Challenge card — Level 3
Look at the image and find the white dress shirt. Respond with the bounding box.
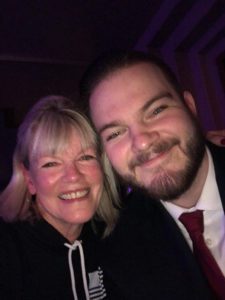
[162,148,225,276]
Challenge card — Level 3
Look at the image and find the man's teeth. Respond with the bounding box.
[59,190,88,200]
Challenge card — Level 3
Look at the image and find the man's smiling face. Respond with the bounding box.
[89,62,205,201]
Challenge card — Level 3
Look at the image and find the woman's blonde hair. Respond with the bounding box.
[0,95,120,236]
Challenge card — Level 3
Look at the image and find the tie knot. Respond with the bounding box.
[179,210,204,236]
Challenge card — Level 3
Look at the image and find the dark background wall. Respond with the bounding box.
[0,0,225,189]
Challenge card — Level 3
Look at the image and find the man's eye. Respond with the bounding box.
[106,131,120,141]
[153,105,168,115]
[42,162,57,168]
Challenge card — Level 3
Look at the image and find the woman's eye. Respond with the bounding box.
[42,162,58,168]
[152,105,168,115]
[80,154,96,161]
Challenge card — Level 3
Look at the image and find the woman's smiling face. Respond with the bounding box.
[24,128,103,240]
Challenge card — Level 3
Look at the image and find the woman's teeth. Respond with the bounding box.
[59,190,88,200]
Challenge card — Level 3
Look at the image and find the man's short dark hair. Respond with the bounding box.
[79,50,184,116]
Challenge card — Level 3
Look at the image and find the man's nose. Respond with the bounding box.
[131,129,158,153]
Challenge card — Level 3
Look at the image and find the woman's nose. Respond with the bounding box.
[63,163,82,181]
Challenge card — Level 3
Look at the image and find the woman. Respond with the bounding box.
[0,95,119,300]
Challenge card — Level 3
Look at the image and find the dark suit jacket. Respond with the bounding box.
[100,144,225,299]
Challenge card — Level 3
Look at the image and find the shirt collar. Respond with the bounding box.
[161,147,222,220]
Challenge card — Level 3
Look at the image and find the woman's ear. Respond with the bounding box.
[183,91,197,115]
[21,164,36,195]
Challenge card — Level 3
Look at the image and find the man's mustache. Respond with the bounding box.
[128,138,179,171]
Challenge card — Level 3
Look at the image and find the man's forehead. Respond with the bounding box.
[89,62,176,126]
[100,63,168,92]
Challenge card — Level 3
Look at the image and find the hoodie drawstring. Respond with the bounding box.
[64,240,90,300]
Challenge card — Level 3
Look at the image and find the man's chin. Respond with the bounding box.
[127,172,187,201]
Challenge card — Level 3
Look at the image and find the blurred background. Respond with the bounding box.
[0,0,225,188]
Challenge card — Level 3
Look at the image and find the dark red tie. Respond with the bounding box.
[179,210,225,299]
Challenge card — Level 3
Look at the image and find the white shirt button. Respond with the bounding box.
[205,238,212,246]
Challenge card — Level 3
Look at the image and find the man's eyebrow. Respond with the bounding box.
[140,92,173,113]
[98,121,121,135]
[98,92,173,135]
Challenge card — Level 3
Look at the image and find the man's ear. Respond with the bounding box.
[21,164,36,195]
[183,91,197,115]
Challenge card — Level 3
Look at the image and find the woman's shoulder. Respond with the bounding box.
[0,218,13,234]
[0,219,21,270]
[0,219,32,271]
[0,219,24,297]
[0,218,18,247]
[0,218,31,251]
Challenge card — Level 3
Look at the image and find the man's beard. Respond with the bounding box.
[120,116,205,202]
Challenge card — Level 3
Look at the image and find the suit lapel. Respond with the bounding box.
[208,143,225,211]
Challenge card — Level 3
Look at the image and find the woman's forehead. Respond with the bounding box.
[30,123,96,159]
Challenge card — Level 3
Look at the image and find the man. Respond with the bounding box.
[80,50,225,299]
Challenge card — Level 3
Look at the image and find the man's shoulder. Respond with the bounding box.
[208,143,225,207]
[123,187,162,213]
[208,142,225,165]
[120,188,156,219]
[103,188,168,243]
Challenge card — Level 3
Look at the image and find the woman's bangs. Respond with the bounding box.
[30,114,97,160]
[30,115,73,160]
